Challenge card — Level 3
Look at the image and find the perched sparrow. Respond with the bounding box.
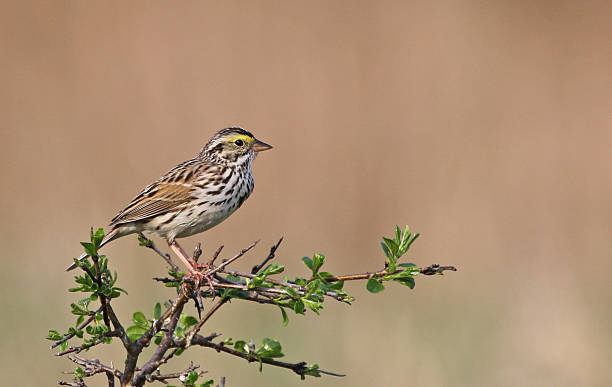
[68,127,272,275]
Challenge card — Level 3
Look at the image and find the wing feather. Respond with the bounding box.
[110,182,194,225]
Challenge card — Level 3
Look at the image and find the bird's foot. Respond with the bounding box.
[185,260,216,295]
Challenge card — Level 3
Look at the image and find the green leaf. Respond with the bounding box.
[70,303,88,316]
[132,312,149,329]
[399,232,420,255]
[80,242,96,257]
[284,286,299,299]
[303,364,322,378]
[185,370,199,384]
[302,257,313,271]
[382,237,398,257]
[260,262,284,276]
[181,315,198,329]
[138,233,152,247]
[153,302,161,320]
[293,299,305,314]
[279,307,289,327]
[223,337,234,345]
[395,276,416,289]
[234,340,250,354]
[93,228,105,248]
[366,278,385,293]
[199,380,214,387]
[257,338,284,358]
[126,326,147,341]
[302,298,323,314]
[74,366,86,379]
[311,253,325,275]
[398,263,420,275]
[380,242,392,259]
[46,330,62,341]
[394,225,401,244]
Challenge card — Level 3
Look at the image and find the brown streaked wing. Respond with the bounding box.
[109,182,194,226]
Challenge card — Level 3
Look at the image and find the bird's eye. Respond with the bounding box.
[234,139,244,146]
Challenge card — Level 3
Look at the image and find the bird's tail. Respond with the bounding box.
[66,228,122,271]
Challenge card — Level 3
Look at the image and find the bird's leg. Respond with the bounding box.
[168,240,216,294]
[168,241,197,271]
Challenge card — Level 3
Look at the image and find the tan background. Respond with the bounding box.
[1,1,610,386]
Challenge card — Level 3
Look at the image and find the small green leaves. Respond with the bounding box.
[302,298,323,314]
[174,314,199,340]
[366,278,385,293]
[380,225,420,274]
[312,253,325,275]
[80,242,96,257]
[369,226,422,293]
[245,262,284,289]
[80,228,105,257]
[132,312,149,329]
[302,253,325,277]
[257,338,284,358]
[302,257,313,270]
[153,302,162,320]
[279,307,289,327]
[74,366,86,379]
[126,326,146,342]
[293,299,305,314]
[180,370,213,387]
[126,311,150,341]
[366,226,422,293]
[92,227,105,249]
[47,330,62,341]
[301,364,322,379]
[137,233,152,248]
[185,371,199,385]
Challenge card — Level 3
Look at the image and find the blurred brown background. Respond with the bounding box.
[1,1,610,386]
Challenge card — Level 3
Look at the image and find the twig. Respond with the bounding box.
[138,233,179,272]
[66,354,122,379]
[322,264,457,282]
[190,335,345,377]
[91,254,112,330]
[133,295,187,386]
[193,243,202,263]
[58,380,85,387]
[206,245,224,267]
[146,362,202,383]
[57,339,105,356]
[251,237,283,274]
[78,255,130,349]
[206,240,259,276]
[185,298,228,349]
[52,306,103,349]
[419,264,457,275]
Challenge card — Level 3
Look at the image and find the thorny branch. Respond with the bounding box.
[55,232,456,386]
[188,334,346,377]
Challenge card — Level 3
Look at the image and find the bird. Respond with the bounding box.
[67,126,272,277]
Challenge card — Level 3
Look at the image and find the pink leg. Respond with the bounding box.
[168,240,216,293]
[168,241,196,272]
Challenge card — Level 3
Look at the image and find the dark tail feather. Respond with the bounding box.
[66,228,121,271]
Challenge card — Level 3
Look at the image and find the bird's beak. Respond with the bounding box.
[252,139,273,152]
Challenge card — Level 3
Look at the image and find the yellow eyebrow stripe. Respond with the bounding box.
[226,134,254,144]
